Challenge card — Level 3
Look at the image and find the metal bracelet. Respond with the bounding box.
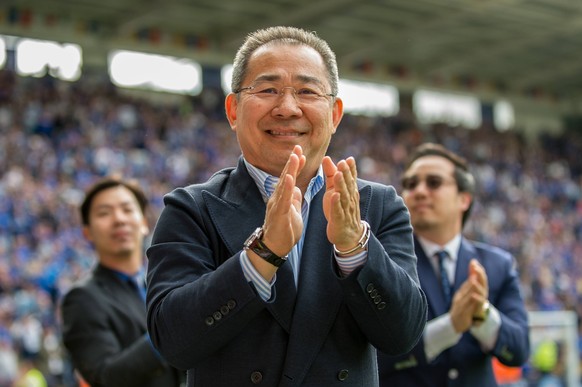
[333,220,371,256]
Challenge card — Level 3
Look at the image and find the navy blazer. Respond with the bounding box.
[378,237,530,387]
[146,158,428,387]
[61,264,185,387]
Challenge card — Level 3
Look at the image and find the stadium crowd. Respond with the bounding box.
[0,69,581,386]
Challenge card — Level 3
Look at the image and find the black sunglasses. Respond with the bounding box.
[401,175,455,191]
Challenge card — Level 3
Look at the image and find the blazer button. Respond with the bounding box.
[227,299,237,310]
[448,368,459,380]
[220,305,230,315]
[204,316,214,326]
[377,302,386,310]
[366,283,374,293]
[250,371,263,384]
[370,289,378,298]
[337,369,349,381]
[213,311,222,320]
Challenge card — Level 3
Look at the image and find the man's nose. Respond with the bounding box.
[412,180,430,194]
[273,89,302,116]
[113,209,128,222]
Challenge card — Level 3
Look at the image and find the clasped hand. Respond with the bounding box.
[261,145,363,259]
[450,259,489,333]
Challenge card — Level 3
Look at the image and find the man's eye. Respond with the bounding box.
[297,88,318,95]
[402,178,417,190]
[426,176,443,189]
[257,87,278,95]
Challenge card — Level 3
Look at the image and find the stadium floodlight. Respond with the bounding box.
[338,79,399,117]
[494,100,515,131]
[108,50,202,96]
[221,64,234,94]
[0,37,5,69]
[15,38,82,81]
[413,89,482,129]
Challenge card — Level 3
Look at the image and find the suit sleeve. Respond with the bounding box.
[146,187,267,370]
[61,286,169,387]
[489,253,530,366]
[339,184,428,356]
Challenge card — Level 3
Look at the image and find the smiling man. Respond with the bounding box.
[146,26,427,387]
[60,178,184,387]
[377,143,530,387]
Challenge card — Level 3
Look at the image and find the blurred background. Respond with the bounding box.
[0,0,581,385]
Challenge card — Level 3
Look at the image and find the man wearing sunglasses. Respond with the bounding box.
[378,143,530,386]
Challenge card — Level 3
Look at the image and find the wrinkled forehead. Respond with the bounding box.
[245,43,328,85]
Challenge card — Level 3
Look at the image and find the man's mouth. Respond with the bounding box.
[267,130,302,136]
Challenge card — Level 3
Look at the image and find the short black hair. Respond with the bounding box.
[80,177,148,226]
[403,143,476,226]
[231,26,339,97]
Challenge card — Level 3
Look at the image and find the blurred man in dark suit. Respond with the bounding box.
[61,177,184,387]
[378,143,530,386]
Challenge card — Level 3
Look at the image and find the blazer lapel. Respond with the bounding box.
[203,159,266,257]
[203,158,297,331]
[454,238,477,289]
[282,184,372,384]
[415,240,449,317]
[95,266,147,329]
[281,189,339,382]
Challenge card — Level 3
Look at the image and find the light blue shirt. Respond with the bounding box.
[240,159,367,301]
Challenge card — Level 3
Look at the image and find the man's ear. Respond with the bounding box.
[225,93,238,131]
[141,220,150,236]
[82,226,93,242]
[459,192,473,212]
[331,97,344,134]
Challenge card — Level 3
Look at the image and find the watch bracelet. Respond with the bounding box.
[472,301,490,323]
[252,238,287,267]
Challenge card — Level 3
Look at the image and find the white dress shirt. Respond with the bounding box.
[417,235,501,362]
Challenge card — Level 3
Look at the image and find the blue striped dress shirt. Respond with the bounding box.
[241,159,367,301]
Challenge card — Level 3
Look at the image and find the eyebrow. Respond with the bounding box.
[93,201,137,211]
[404,173,448,179]
[252,74,324,86]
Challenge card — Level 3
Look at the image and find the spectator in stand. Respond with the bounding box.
[60,177,185,387]
[0,334,18,386]
[378,143,530,386]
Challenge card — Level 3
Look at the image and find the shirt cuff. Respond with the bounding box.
[240,250,275,301]
[334,251,367,277]
[470,303,501,351]
[424,313,462,362]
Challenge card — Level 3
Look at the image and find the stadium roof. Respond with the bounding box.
[2,0,582,104]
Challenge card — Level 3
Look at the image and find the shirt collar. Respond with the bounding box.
[417,234,462,263]
[243,158,324,203]
[103,264,144,283]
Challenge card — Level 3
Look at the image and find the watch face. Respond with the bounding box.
[244,227,263,249]
[242,227,287,267]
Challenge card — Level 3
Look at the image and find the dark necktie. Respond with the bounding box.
[435,251,452,307]
[128,275,147,302]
